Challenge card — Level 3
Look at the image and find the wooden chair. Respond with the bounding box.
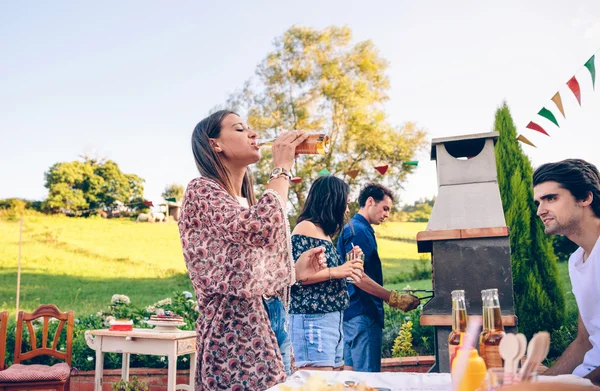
[0,305,74,391]
[0,311,8,370]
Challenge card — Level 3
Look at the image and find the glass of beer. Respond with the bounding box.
[257,133,330,155]
[346,251,364,284]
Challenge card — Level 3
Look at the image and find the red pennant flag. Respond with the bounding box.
[375,165,389,175]
[142,201,153,207]
[290,177,302,184]
[346,169,360,179]
[567,76,582,106]
[526,121,549,136]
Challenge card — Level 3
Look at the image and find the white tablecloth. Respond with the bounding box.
[266,370,596,390]
[266,370,452,391]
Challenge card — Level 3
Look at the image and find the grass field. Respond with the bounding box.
[1,215,573,319]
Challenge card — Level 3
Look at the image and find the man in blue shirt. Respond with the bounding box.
[337,183,420,372]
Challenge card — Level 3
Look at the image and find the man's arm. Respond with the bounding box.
[584,365,600,386]
[353,274,391,302]
[544,313,591,375]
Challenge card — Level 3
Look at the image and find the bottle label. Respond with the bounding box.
[483,345,503,369]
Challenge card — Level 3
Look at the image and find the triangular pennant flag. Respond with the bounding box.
[374,165,389,175]
[567,76,582,106]
[517,134,536,148]
[551,92,566,118]
[346,169,360,179]
[318,168,330,176]
[537,107,559,127]
[291,177,302,184]
[142,201,154,207]
[165,197,177,203]
[585,55,596,90]
[526,121,549,136]
[403,161,419,166]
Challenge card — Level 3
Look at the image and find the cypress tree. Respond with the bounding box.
[493,102,565,338]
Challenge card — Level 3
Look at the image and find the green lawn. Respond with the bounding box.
[1,216,573,320]
[0,214,192,315]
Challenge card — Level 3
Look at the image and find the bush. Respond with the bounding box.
[382,304,434,358]
[392,321,417,357]
[112,376,149,391]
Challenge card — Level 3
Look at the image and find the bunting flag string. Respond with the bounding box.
[566,76,582,106]
[164,197,176,203]
[585,55,596,90]
[551,92,566,118]
[537,107,559,127]
[345,169,360,179]
[291,177,302,184]
[520,48,598,147]
[403,161,419,166]
[374,165,389,175]
[318,168,331,176]
[525,121,549,136]
[517,134,536,148]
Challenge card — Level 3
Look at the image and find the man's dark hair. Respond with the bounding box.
[358,183,395,207]
[297,176,350,236]
[533,158,600,218]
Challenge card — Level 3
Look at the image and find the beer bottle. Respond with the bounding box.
[448,289,468,367]
[478,289,490,360]
[480,288,505,369]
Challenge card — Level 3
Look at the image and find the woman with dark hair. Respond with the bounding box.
[178,110,327,390]
[288,175,364,370]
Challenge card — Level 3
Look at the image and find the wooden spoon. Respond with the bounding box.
[499,333,519,381]
[515,333,527,373]
[520,332,550,381]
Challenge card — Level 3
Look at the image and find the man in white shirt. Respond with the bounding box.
[533,158,600,385]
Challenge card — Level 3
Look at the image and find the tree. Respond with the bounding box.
[494,102,565,338]
[161,184,184,202]
[228,25,427,214]
[44,157,145,214]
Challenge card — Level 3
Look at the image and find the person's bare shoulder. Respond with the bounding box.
[292,220,329,241]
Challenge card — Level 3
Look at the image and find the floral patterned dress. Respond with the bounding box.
[178,177,295,391]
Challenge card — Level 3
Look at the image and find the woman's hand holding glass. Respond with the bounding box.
[271,130,309,171]
[332,246,364,283]
[295,246,328,282]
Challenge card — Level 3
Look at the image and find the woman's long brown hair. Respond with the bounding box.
[191,110,257,206]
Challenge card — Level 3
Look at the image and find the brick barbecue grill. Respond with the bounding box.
[416,132,517,373]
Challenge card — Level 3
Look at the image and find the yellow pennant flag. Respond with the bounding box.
[517,134,536,148]
[551,92,566,118]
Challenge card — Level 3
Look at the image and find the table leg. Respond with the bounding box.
[122,353,130,380]
[167,345,178,391]
[95,349,105,391]
[189,352,197,389]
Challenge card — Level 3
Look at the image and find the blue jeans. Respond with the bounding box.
[343,314,383,372]
[288,311,344,368]
[263,297,292,375]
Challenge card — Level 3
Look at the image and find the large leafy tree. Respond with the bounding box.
[228,25,427,214]
[44,157,145,213]
[494,102,565,339]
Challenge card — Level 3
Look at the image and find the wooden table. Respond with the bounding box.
[85,328,196,391]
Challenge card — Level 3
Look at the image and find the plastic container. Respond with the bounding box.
[451,347,487,391]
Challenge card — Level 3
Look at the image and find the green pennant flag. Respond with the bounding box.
[165,197,177,202]
[318,168,330,176]
[585,55,596,90]
[403,161,419,166]
[538,107,559,127]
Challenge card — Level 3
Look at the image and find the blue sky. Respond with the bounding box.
[2,0,599,207]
